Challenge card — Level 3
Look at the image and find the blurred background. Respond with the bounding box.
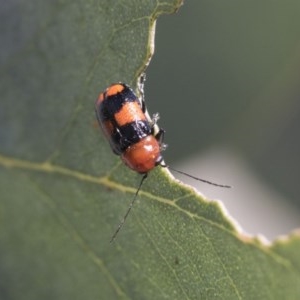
[146,1,300,240]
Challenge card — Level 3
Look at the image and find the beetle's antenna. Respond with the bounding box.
[161,164,231,188]
[110,173,148,243]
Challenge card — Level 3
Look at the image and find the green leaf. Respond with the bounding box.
[1,1,300,299]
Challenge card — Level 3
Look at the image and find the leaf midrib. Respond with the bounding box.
[0,153,294,271]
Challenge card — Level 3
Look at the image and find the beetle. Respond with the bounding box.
[95,79,230,242]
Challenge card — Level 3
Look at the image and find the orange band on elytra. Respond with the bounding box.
[114,101,146,126]
[106,84,125,97]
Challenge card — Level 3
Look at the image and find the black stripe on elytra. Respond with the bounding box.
[98,85,138,121]
[110,120,152,153]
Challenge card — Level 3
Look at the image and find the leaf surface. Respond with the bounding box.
[1,1,300,299]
